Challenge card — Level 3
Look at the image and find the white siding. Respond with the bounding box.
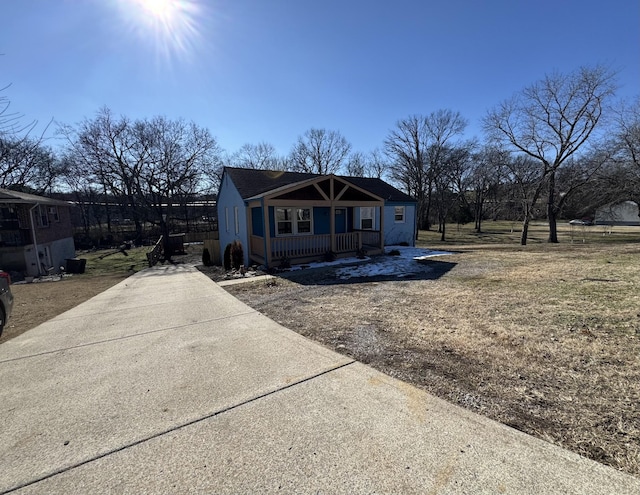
[383,203,416,245]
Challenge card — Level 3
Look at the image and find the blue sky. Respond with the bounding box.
[2,0,639,158]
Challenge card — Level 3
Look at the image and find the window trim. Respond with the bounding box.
[234,206,239,234]
[394,205,405,223]
[225,207,229,232]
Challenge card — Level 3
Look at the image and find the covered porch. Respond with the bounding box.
[246,175,385,267]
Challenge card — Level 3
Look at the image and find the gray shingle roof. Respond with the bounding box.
[0,189,72,206]
[222,167,415,203]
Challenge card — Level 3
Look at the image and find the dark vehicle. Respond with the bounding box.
[0,270,14,337]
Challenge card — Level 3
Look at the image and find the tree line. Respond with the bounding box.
[1,64,638,246]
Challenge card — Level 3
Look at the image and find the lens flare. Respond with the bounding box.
[116,0,204,63]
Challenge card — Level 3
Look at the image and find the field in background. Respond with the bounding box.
[420,220,638,245]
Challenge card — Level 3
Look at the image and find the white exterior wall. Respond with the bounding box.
[353,204,417,246]
[51,237,76,272]
[216,173,250,267]
[23,237,76,276]
[383,203,416,246]
[595,201,640,226]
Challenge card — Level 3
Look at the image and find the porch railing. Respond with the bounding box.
[272,234,330,259]
[270,232,361,260]
[354,229,382,247]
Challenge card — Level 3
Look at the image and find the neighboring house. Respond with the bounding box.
[217,167,417,268]
[594,201,640,226]
[0,189,76,277]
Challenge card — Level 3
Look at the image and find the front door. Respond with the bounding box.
[335,208,347,234]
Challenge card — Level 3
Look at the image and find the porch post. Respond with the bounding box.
[263,198,272,267]
[245,202,252,265]
[379,202,385,249]
[330,205,336,252]
[330,178,336,253]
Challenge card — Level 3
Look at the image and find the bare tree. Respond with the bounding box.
[367,148,389,179]
[346,151,366,177]
[504,154,547,244]
[432,142,474,240]
[60,108,142,238]
[0,84,58,192]
[385,110,467,230]
[347,149,390,178]
[231,142,280,170]
[385,115,430,228]
[469,146,508,232]
[61,107,222,245]
[128,116,220,255]
[483,65,618,243]
[0,84,36,136]
[289,128,351,174]
[613,96,640,170]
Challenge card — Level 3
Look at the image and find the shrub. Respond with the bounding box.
[388,249,401,256]
[202,248,212,266]
[230,240,244,269]
[279,257,291,270]
[223,243,232,270]
[324,250,337,262]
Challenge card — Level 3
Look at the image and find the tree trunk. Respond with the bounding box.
[440,221,446,241]
[547,172,559,243]
[520,216,529,246]
[475,191,484,233]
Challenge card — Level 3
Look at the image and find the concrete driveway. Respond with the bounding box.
[1,265,638,494]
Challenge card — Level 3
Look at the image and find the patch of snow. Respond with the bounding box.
[284,256,371,271]
[334,246,453,280]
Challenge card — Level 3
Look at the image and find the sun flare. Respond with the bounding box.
[116,0,203,62]
[135,0,177,19]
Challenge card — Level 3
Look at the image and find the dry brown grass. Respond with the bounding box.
[225,223,640,476]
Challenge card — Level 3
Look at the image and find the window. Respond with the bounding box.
[48,206,59,222]
[276,207,312,235]
[225,207,229,232]
[276,208,292,235]
[37,205,49,228]
[234,206,239,234]
[360,207,374,230]
[394,206,405,223]
[296,208,311,233]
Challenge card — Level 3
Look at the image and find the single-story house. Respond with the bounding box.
[217,167,417,268]
[0,189,76,277]
[594,201,640,226]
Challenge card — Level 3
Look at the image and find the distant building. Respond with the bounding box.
[0,189,76,277]
[594,201,640,226]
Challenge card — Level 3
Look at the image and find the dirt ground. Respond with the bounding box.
[224,245,640,477]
